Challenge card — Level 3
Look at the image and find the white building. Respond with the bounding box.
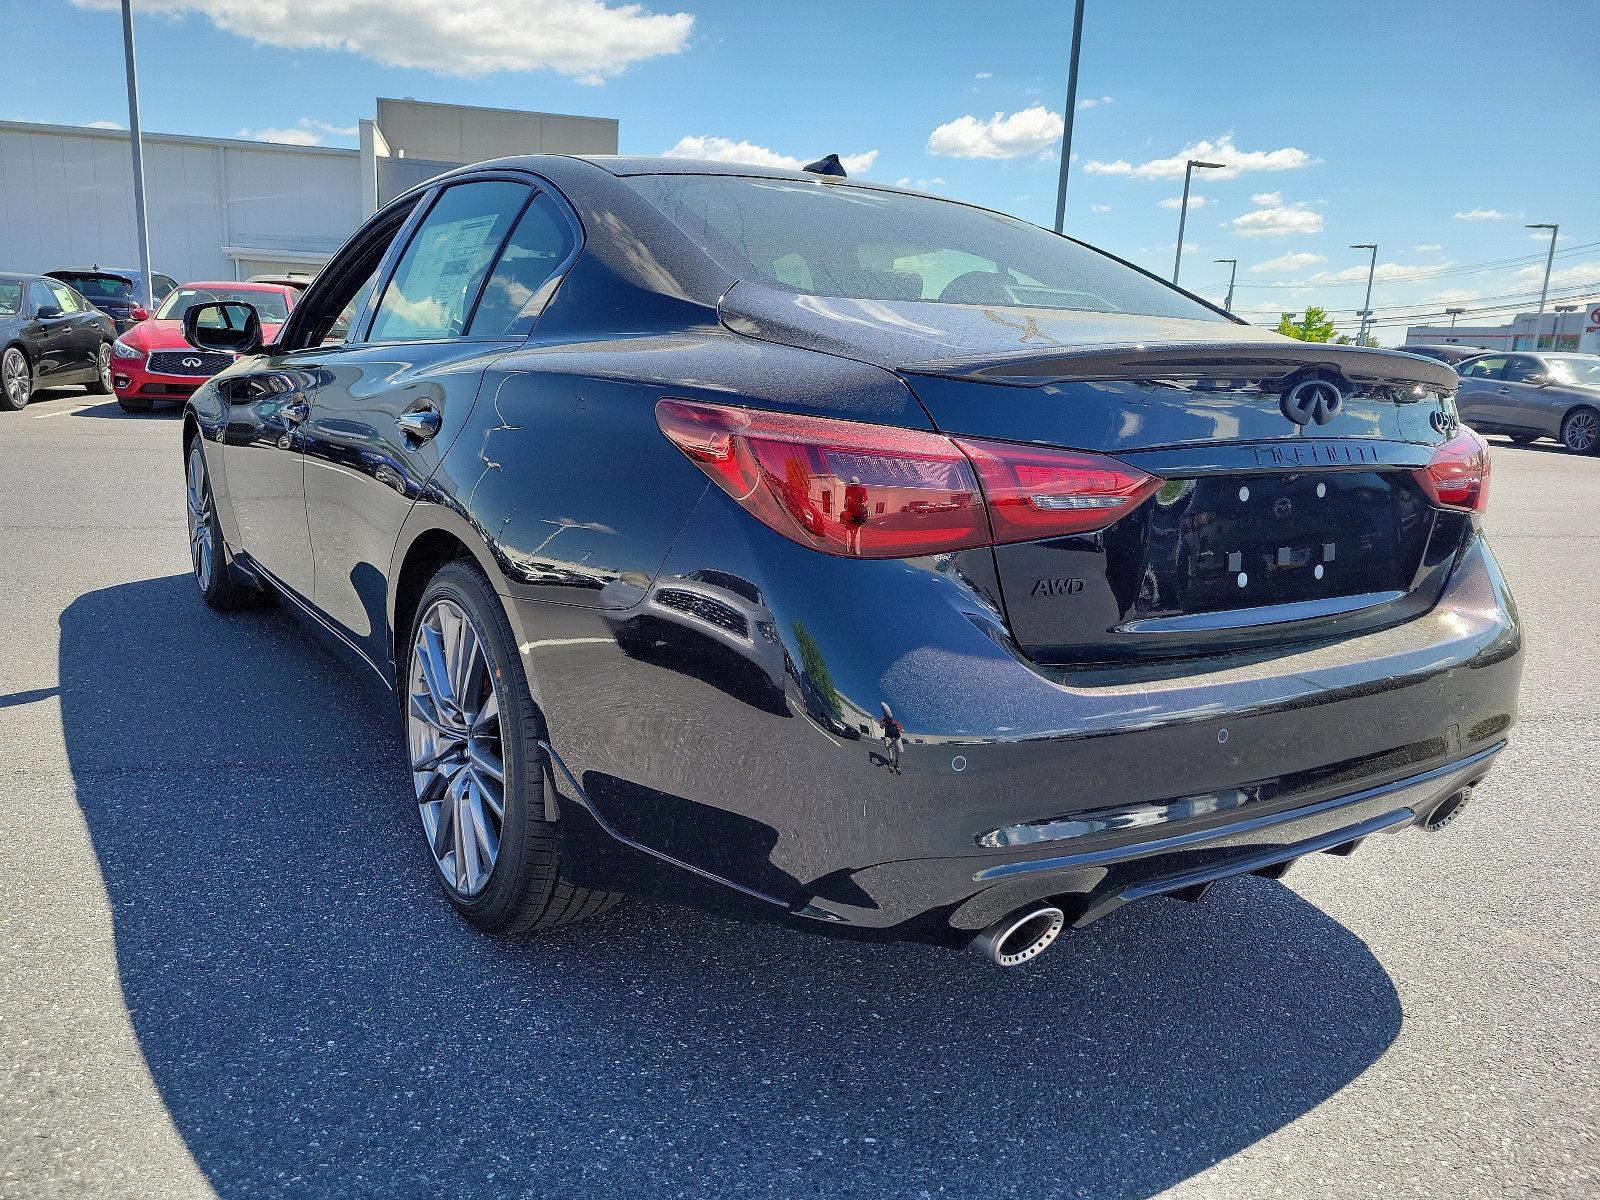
[1405,304,1600,354]
[0,98,617,285]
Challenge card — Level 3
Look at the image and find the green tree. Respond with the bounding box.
[1275,307,1341,342]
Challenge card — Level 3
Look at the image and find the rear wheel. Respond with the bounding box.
[1,347,30,411]
[406,560,621,934]
[86,342,113,395]
[186,441,252,610]
[1561,407,1599,455]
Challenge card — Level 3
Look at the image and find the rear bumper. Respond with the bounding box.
[521,488,1523,948]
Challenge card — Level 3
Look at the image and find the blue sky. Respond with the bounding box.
[5,0,1596,343]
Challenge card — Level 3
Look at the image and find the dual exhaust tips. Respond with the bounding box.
[970,905,1066,967]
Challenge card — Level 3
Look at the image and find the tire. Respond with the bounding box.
[86,342,114,395]
[1561,407,1600,456]
[1509,433,1538,446]
[405,559,621,934]
[1,346,31,411]
[117,394,154,413]
[185,439,253,610]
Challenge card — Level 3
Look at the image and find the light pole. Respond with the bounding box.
[1445,307,1465,331]
[1525,222,1559,315]
[1172,159,1223,283]
[119,0,155,314]
[1051,0,1086,235]
[1214,258,1238,311]
[1351,243,1378,345]
[1551,303,1578,351]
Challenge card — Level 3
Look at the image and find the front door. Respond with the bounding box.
[44,280,102,379]
[25,280,73,380]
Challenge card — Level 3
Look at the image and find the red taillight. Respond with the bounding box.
[953,436,1163,543]
[1415,428,1491,512]
[655,399,1160,558]
[130,306,149,321]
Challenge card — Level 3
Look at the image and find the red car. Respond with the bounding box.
[111,281,297,412]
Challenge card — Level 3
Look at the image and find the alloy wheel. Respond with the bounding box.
[1566,410,1599,454]
[97,343,113,391]
[2,349,28,408]
[186,443,215,592]
[407,597,506,897]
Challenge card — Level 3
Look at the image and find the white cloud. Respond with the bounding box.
[1158,194,1206,209]
[85,119,124,130]
[1089,204,1111,214]
[1425,288,1483,305]
[927,105,1063,159]
[1508,261,1600,290]
[893,176,944,190]
[301,117,357,138]
[70,0,692,83]
[1077,95,1113,110]
[1454,208,1506,221]
[1249,190,1282,205]
[236,126,324,145]
[1230,201,1324,238]
[974,71,993,79]
[1084,134,1317,181]
[1527,230,1569,241]
[664,136,877,176]
[1310,261,1443,284]
[1248,251,1326,273]
[1412,243,1443,253]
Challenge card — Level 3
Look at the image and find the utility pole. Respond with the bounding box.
[120,0,155,314]
[1173,159,1222,283]
[1051,0,1086,235]
[1351,243,1378,345]
[1525,222,1559,315]
[1214,258,1238,312]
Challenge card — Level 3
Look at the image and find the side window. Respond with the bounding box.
[368,180,530,343]
[48,282,83,314]
[283,198,419,350]
[155,276,178,300]
[467,191,577,337]
[1502,356,1542,383]
[324,268,381,346]
[1461,356,1505,379]
[27,280,56,315]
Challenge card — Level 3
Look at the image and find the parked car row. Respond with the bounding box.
[0,265,309,412]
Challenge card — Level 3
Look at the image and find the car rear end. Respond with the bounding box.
[45,270,146,332]
[560,168,1523,957]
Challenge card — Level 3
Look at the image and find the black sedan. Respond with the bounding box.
[177,156,1522,966]
[1,272,117,410]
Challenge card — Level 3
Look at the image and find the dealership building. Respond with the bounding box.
[1404,305,1600,354]
[0,98,617,284]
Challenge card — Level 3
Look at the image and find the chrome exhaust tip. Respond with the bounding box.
[1423,788,1470,832]
[970,905,1066,967]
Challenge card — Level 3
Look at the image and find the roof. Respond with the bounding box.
[175,280,297,292]
[571,154,907,191]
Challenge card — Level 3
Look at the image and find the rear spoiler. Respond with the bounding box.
[904,341,1460,392]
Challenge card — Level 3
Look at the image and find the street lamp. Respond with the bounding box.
[1525,223,1559,314]
[1172,159,1223,283]
[1213,258,1238,312]
[1051,0,1087,235]
[119,0,155,314]
[1445,307,1465,331]
[1551,303,1578,351]
[1351,244,1378,345]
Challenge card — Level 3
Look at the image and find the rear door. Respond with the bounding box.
[301,176,577,666]
[1455,355,1510,429]
[1499,354,1562,436]
[45,281,101,378]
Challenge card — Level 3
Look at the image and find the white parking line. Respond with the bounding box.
[518,637,614,651]
[30,403,93,419]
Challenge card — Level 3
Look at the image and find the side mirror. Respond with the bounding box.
[1527,374,1551,387]
[36,304,63,320]
[183,301,262,356]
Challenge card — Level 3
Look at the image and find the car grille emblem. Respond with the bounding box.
[1280,378,1344,427]
[181,356,203,369]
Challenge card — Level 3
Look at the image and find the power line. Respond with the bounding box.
[1230,241,1600,288]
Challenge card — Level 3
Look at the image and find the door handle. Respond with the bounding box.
[397,407,442,442]
[1495,387,1509,395]
[282,399,310,424]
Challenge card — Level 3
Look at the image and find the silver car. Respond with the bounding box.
[1456,352,1600,454]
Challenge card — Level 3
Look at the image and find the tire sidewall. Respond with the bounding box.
[408,561,545,927]
[1,347,29,411]
[1563,407,1600,455]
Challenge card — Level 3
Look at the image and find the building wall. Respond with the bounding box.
[1405,308,1598,354]
[0,121,361,282]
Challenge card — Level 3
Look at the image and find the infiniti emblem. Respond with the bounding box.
[1280,378,1344,427]
[181,356,204,369]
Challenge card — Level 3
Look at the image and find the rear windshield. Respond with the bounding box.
[156,287,292,323]
[626,174,1224,321]
[54,273,134,299]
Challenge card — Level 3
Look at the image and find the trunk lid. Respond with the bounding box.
[721,284,1469,663]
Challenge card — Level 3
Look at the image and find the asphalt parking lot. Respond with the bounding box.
[1,385,1596,1200]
